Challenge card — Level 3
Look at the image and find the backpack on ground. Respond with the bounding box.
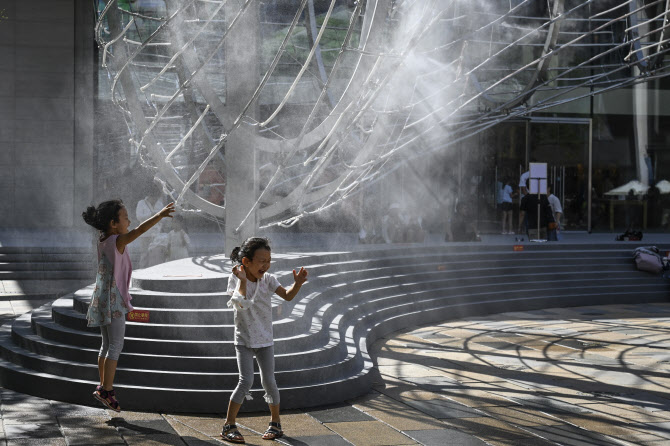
[633,246,666,274]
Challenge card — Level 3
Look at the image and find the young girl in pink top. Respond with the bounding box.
[82,199,175,411]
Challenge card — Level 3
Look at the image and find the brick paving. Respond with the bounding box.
[1,302,670,445]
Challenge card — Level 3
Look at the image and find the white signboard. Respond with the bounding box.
[529,162,548,194]
[529,162,547,179]
[529,178,547,194]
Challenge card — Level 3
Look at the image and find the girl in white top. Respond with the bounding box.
[222,237,308,443]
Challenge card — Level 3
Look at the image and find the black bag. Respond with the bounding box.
[616,229,643,241]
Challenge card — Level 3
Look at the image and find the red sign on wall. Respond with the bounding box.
[127,310,150,322]
[513,245,524,252]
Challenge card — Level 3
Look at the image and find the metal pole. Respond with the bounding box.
[537,187,541,241]
[588,119,593,233]
[562,166,565,213]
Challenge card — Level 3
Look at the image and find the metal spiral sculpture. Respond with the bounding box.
[94,0,670,230]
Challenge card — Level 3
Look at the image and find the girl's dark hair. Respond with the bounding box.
[230,237,271,265]
[82,200,125,232]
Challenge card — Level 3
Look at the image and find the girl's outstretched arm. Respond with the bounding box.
[275,267,308,302]
[117,202,175,252]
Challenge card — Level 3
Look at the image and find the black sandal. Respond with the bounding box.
[92,387,121,412]
[221,423,245,444]
[262,421,283,440]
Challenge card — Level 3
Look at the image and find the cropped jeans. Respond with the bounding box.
[230,344,280,406]
[99,316,125,361]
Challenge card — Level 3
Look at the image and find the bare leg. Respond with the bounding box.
[225,400,242,426]
[269,403,280,423]
[102,359,118,391]
[261,403,282,439]
[97,356,105,386]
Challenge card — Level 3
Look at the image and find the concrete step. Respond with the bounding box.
[0,271,92,281]
[0,243,667,413]
[2,320,364,390]
[0,262,91,272]
[0,350,372,412]
[130,249,644,292]
[70,289,233,314]
[53,298,236,331]
[9,313,346,374]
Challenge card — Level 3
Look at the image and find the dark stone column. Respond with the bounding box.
[74,0,95,228]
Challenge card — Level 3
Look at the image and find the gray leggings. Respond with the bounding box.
[231,344,280,405]
[99,316,126,361]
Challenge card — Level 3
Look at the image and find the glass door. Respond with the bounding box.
[529,119,592,231]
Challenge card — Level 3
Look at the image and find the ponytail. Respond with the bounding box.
[82,206,98,228]
[230,246,242,264]
[82,199,124,232]
[229,237,271,269]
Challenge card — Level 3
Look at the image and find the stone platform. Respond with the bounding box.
[0,236,668,414]
[1,302,670,445]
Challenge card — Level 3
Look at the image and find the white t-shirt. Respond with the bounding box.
[167,229,190,261]
[136,197,165,232]
[502,184,513,203]
[548,194,563,215]
[227,273,281,348]
[519,171,530,188]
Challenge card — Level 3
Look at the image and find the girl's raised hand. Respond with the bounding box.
[159,202,176,219]
[233,264,247,281]
[293,267,308,285]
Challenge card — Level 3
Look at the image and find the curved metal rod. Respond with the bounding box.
[170,0,310,209]
[405,39,670,158]
[139,1,227,93]
[259,0,338,127]
[165,0,373,154]
[469,0,566,109]
[469,4,670,129]
[101,1,226,218]
[230,1,367,232]
[648,0,670,68]
[257,2,450,221]
[306,0,337,108]
[109,0,197,104]
[626,0,670,69]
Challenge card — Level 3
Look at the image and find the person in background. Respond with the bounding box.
[167,215,191,261]
[450,201,480,242]
[382,203,410,243]
[518,169,530,235]
[519,169,530,197]
[136,184,167,268]
[519,191,554,240]
[547,185,563,241]
[501,179,514,234]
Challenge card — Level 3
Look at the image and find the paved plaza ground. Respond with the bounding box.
[0,301,669,445]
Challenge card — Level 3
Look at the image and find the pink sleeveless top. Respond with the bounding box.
[98,235,134,311]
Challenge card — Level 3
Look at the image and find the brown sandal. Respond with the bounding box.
[221,423,245,444]
[262,421,283,440]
